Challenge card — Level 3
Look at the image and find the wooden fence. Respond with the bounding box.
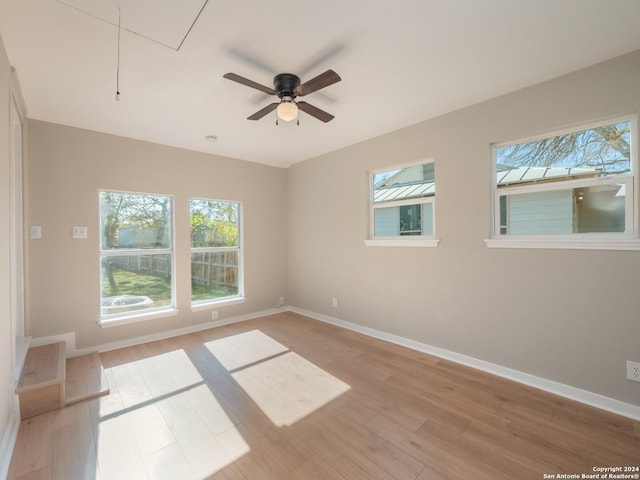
[111,251,238,290]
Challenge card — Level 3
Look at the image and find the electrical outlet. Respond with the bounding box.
[332,297,338,308]
[211,310,218,321]
[279,296,285,306]
[627,361,640,382]
[72,226,87,239]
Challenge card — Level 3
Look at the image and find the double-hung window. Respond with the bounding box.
[365,161,438,247]
[190,198,243,306]
[488,117,639,250]
[99,191,175,323]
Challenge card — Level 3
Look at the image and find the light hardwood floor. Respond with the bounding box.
[8,312,640,479]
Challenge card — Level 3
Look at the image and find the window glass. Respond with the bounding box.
[101,254,172,315]
[496,121,630,177]
[101,191,171,249]
[190,199,242,304]
[371,162,435,239]
[494,119,633,237]
[99,191,174,319]
[374,203,433,236]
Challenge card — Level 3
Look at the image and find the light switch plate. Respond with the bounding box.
[72,226,87,239]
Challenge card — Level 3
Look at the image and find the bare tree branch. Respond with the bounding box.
[497,121,631,176]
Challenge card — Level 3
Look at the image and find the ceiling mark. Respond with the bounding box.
[54,0,209,51]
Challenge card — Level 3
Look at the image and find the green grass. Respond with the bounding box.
[103,267,236,303]
[191,284,237,301]
[102,268,171,303]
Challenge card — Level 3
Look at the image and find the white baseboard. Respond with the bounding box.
[91,307,283,355]
[30,332,76,355]
[31,307,284,357]
[289,306,640,421]
[29,305,640,421]
[0,411,20,480]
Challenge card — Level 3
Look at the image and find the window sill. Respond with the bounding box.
[98,308,179,328]
[484,237,640,251]
[191,296,246,311]
[364,238,440,247]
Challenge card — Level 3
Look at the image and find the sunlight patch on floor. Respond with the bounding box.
[205,329,289,371]
[95,349,249,480]
[207,330,351,427]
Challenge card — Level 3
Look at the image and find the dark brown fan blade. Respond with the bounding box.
[223,73,276,95]
[297,101,335,123]
[247,102,278,120]
[296,70,341,97]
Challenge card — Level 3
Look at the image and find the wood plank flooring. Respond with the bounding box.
[8,312,640,480]
[64,352,110,406]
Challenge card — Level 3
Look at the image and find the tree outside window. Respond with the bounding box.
[99,191,174,319]
[494,119,633,237]
[190,199,242,304]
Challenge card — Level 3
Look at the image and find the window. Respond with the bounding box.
[488,117,640,250]
[365,161,438,247]
[99,191,175,322]
[190,198,243,305]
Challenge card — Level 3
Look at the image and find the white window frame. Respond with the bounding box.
[365,160,440,247]
[98,190,177,327]
[486,115,640,251]
[190,198,245,310]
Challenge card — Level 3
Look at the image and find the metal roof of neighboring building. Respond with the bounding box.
[496,166,600,186]
[374,166,602,204]
[374,181,435,203]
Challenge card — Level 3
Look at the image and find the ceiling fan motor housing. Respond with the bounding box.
[274,73,301,99]
[223,69,339,122]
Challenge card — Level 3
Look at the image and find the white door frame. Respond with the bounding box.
[9,94,25,373]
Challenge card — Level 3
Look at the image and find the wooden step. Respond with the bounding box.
[65,352,110,405]
[16,341,66,419]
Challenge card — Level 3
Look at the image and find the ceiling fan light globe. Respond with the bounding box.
[277,102,298,122]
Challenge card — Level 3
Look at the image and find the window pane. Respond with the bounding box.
[191,251,239,302]
[499,196,508,234]
[373,163,435,204]
[374,203,433,236]
[101,254,172,316]
[496,120,631,188]
[371,162,436,241]
[190,199,239,247]
[575,184,625,233]
[100,191,172,249]
[499,184,625,235]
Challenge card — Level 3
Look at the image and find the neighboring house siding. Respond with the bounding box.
[508,190,573,234]
[374,207,400,236]
[422,204,434,236]
[373,203,434,237]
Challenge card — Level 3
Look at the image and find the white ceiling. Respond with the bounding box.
[2,0,640,168]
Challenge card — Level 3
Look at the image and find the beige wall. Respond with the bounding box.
[0,33,13,458]
[25,121,288,348]
[287,50,640,406]
[21,50,640,408]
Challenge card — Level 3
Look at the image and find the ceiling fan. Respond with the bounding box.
[223,70,341,124]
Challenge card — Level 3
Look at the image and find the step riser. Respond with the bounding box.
[16,342,66,420]
[18,384,64,419]
[16,342,110,419]
[65,352,110,406]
